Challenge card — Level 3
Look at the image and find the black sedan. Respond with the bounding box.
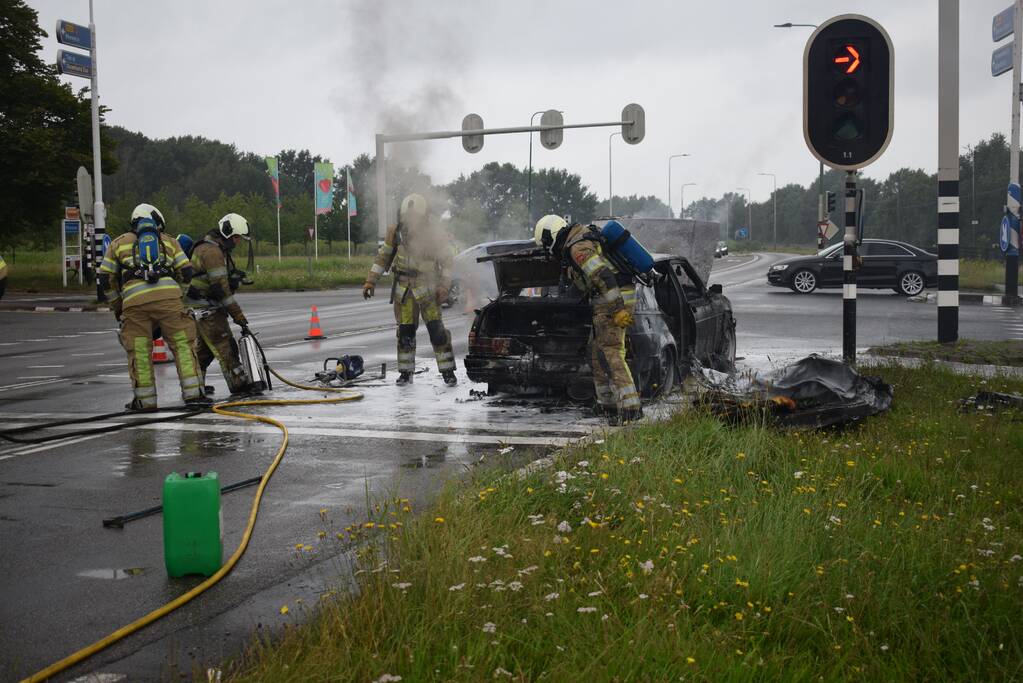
[767,239,937,296]
[464,243,736,400]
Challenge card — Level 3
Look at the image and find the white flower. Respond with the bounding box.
[630,457,642,464]
[880,645,890,652]
[554,470,574,484]
[845,593,855,600]
[449,583,465,591]
[834,607,845,613]
[639,559,654,575]
[508,581,524,592]
[494,667,513,678]
[595,439,605,444]
[793,471,805,479]
[602,614,610,621]
[527,514,546,526]
[553,535,564,544]
[517,565,539,576]
[1010,554,1022,562]
[498,446,514,454]
[557,521,573,533]
[391,582,412,590]
[978,549,996,557]
[638,593,649,600]
[828,515,842,525]
[544,592,560,601]
[373,675,402,683]
[482,622,497,633]
[577,606,597,613]
[588,590,603,597]
[577,460,589,468]
[468,556,487,563]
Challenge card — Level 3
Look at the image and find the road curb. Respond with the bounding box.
[911,292,1020,307]
[0,304,110,312]
[862,354,1023,378]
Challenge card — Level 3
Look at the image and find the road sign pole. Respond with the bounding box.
[1009,0,1023,304]
[938,0,960,340]
[88,0,106,301]
[843,172,858,363]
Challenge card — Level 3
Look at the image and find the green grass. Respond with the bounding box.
[869,339,1023,367]
[960,259,1021,293]
[224,364,1023,682]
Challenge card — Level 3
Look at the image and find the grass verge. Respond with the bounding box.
[225,364,1023,682]
[869,339,1023,367]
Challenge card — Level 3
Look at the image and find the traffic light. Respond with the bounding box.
[804,15,893,170]
[826,191,836,216]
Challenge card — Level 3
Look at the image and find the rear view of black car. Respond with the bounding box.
[465,246,736,400]
[767,239,937,296]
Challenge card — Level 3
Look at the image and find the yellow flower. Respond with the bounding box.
[734,612,744,621]
[434,517,445,524]
[317,531,326,539]
[600,473,609,480]
[686,657,696,665]
[673,478,684,484]
[279,605,289,615]
[590,548,600,554]
[846,615,854,623]
[735,578,749,588]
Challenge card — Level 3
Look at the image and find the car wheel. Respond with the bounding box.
[652,347,677,397]
[713,324,737,372]
[897,270,925,296]
[790,269,817,294]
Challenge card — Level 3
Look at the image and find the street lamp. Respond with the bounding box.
[679,182,696,219]
[736,186,752,240]
[528,109,563,226]
[667,153,690,218]
[775,22,825,230]
[609,131,622,217]
[757,172,777,250]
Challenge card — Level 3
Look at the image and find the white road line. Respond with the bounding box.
[0,342,20,346]
[26,365,64,368]
[97,362,127,366]
[0,378,64,393]
[72,353,105,357]
[17,376,61,380]
[1,432,108,457]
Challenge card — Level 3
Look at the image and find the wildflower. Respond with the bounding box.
[482,622,497,633]
[279,605,289,615]
[494,668,513,678]
[639,559,654,574]
[517,565,539,575]
[600,473,609,480]
[828,515,842,525]
[544,592,560,601]
[498,446,514,454]
[372,675,402,683]
[434,517,445,524]
[557,520,573,533]
[793,471,804,479]
[735,578,749,588]
[468,556,487,563]
[639,593,649,600]
[577,606,597,613]
[734,612,744,621]
[602,613,610,621]
[880,644,890,652]
[577,460,590,468]
[508,581,524,592]
[1010,554,1022,562]
[449,583,465,591]
[317,531,326,539]
[588,590,603,597]
[527,514,545,526]
[673,478,684,484]
[392,582,412,591]
[686,657,696,665]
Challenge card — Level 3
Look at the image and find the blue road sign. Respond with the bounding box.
[56,50,92,79]
[1006,183,1021,257]
[56,20,91,50]
[992,42,1014,77]
[101,233,112,256]
[736,227,749,240]
[994,5,1015,42]
[63,219,81,235]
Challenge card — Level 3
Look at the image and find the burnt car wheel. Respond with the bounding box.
[790,269,817,294]
[897,270,925,296]
[653,347,677,397]
[713,325,737,372]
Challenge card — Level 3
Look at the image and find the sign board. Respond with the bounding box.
[994,5,1015,42]
[306,226,315,240]
[76,166,94,221]
[56,20,92,50]
[461,113,484,153]
[63,219,81,235]
[65,206,81,220]
[819,220,839,240]
[57,49,92,79]
[1001,214,1013,252]
[540,109,564,150]
[992,41,1014,77]
[101,233,111,256]
[735,227,749,239]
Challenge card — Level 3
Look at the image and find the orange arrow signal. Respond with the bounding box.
[833,45,860,74]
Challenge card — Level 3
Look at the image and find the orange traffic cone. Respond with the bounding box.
[304,305,326,340]
[152,337,172,364]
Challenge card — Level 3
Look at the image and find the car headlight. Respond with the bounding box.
[769,264,789,272]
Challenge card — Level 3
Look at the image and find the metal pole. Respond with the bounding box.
[61,223,67,288]
[609,132,621,217]
[667,154,689,218]
[313,212,318,261]
[680,182,696,220]
[817,160,825,223]
[938,0,960,340]
[88,0,106,301]
[528,110,543,226]
[346,167,352,260]
[376,134,387,241]
[276,202,281,262]
[843,171,858,363]
[737,187,751,241]
[1008,0,1023,304]
[772,176,777,249]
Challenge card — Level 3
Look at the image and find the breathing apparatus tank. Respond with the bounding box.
[598,220,655,278]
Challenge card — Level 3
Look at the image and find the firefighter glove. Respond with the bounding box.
[362,282,375,299]
[612,309,634,329]
[240,324,252,337]
[234,315,249,328]
[186,285,203,300]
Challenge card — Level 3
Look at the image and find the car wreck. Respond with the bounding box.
[464,241,736,400]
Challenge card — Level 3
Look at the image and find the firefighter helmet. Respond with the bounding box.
[399,193,429,222]
[218,213,250,240]
[131,203,166,232]
[534,214,568,247]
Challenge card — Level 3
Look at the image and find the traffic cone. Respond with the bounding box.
[304,305,326,340]
[152,337,172,364]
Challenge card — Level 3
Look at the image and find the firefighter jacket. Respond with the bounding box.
[365,222,454,291]
[562,224,631,312]
[99,232,192,314]
[0,255,7,280]
[184,235,248,326]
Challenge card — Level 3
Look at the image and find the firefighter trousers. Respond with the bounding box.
[393,282,455,374]
[590,300,640,413]
[194,308,249,394]
[120,299,202,408]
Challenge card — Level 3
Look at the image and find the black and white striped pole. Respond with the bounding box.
[843,173,858,362]
[937,0,960,343]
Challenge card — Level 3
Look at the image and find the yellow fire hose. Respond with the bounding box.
[23,368,362,683]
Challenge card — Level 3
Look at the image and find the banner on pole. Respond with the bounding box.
[347,171,358,217]
[265,156,281,208]
[314,162,334,215]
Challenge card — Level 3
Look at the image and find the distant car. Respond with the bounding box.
[464,244,736,400]
[714,241,729,258]
[767,239,937,296]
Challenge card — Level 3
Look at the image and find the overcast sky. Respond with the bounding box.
[29,0,1013,210]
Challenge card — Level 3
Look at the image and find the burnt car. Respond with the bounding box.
[767,239,937,295]
[464,243,736,400]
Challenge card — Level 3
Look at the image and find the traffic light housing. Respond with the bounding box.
[804,15,893,170]
[826,191,836,216]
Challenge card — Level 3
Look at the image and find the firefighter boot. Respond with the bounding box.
[396,371,414,386]
[442,370,457,387]
[619,405,644,424]
[124,398,158,413]
[185,395,214,408]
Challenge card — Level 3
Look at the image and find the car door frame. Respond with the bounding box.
[672,258,723,361]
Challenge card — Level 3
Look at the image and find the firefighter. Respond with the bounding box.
[0,253,7,300]
[183,214,258,396]
[362,193,457,386]
[534,214,642,423]
[98,203,208,411]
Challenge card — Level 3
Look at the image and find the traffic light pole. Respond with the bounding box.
[937,0,960,340]
[843,171,858,363]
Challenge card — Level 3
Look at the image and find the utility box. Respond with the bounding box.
[163,471,223,577]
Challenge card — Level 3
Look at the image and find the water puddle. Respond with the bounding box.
[78,567,147,580]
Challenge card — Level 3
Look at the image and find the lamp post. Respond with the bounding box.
[736,186,752,240]
[609,131,622,217]
[775,22,825,229]
[528,109,563,226]
[758,172,777,250]
[667,153,690,218]
[680,182,696,219]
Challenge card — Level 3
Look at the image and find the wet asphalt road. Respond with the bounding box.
[0,254,1020,681]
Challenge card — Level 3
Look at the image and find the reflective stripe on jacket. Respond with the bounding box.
[99,233,191,308]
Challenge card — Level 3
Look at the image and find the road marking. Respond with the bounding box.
[26,365,64,368]
[97,362,127,366]
[17,376,61,380]
[0,378,63,393]
[0,342,20,346]
[0,432,108,458]
[72,353,105,357]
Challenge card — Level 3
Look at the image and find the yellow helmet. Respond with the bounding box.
[400,193,429,222]
[534,214,568,246]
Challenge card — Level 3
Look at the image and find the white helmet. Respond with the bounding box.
[399,193,429,222]
[131,203,166,231]
[218,213,250,240]
[534,214,568,246]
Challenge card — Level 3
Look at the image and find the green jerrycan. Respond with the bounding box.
[163,471,223,577]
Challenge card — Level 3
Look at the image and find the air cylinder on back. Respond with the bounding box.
[600,220,655,275]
